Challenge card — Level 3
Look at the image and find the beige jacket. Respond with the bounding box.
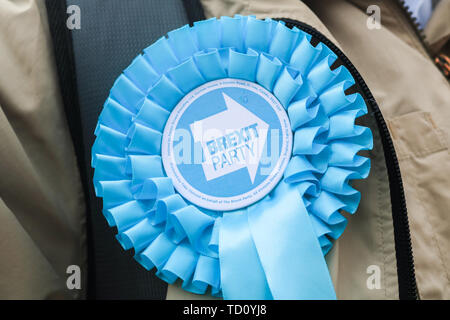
[0,0,449,299]
[0,0,86,299]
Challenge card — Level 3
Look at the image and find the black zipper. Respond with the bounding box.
[278,18,419,300]
[394,0,433,59]
[394,0,449,78]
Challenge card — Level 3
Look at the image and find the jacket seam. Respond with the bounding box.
[406,159,450,295]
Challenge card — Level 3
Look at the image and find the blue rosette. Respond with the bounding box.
[92,16,373,300]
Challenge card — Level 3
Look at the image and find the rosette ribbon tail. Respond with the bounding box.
[219,182,336,300]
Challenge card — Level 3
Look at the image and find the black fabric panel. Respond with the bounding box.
[182,0,206,24]
[45,0,96,299]
[67,0,191,300]
[46,0,205,299]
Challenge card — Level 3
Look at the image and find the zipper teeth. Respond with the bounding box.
[395,0,434,60]
[396,0,449,79]
[279,18,418,300]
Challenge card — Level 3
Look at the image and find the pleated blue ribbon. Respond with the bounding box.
[92,15,372,299]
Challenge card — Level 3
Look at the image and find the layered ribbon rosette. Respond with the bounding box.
[92,16,372,300]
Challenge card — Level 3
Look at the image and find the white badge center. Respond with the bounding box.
[162,78,293,211]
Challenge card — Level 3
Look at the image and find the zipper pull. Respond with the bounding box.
[435,54,450,78]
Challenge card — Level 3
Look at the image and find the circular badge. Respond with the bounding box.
[162,78,292,211]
